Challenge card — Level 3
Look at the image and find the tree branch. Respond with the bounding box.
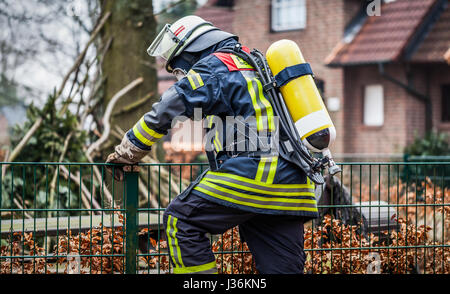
[7,11,111,164]
[86,77,144,157]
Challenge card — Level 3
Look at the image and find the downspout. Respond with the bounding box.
[377,62,432,132]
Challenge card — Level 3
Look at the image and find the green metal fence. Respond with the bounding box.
[0,162,449,274]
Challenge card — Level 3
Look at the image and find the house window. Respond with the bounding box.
[363,84,384,126]
[441,84,450,122]
[271,0,307,32]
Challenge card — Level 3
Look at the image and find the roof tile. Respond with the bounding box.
[411,4,450,62]
[328,0,437,65]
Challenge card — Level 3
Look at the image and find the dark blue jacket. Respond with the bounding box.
[126,46,319,219]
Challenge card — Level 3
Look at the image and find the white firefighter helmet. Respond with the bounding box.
[147,15,236,72]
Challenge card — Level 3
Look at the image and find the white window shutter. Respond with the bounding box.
[363,84,384,126]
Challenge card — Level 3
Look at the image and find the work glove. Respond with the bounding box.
[105,136,148,181]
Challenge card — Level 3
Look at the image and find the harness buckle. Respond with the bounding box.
[263,81,277,92]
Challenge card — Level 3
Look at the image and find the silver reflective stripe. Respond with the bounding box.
[135,122,159,143]
[196,183,317,209]
[259,157,272,183]
[190,74,202,88]
[203,173,315,195]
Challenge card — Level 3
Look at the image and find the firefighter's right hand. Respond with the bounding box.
[105,152,135,181]
[105,136,148,181]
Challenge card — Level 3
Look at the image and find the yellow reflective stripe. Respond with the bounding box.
[200,181,315,203]
[266,156,278,185]
[307,176,316,190]
[132,118,164,147]
[132,125,155,147]
[207,115,222,152]
[230,55,253,69]
[214,131,222,151]
[245,77,264,131]
[195,183,317,211]
[255,157,268,182]
[207,115,214,128]
[201,177,313,197]
[173,261,217,274]
[166,215,177,267]
[255,78,275,132]
[173,217,183,268]
[187,70,204,90]
[207,171,315,189]
[195,72,204,87]
[244,74,274,132]
[166,215,184,268]
[139,118,164,139]
[187,75,197,89]
[255,156,278,184]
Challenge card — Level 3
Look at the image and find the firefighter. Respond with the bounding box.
[106,15,318,274]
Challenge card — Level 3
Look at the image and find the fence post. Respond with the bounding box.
[403,153,409,182]
[125,171,139,274]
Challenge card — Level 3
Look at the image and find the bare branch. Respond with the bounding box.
[86,77,144,157]
[7,11,111,163]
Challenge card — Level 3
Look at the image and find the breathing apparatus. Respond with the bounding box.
[147,15,340,185]
[216,40,341,185]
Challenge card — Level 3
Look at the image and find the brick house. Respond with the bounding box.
[159,0,450,160]
[326,0,450,156]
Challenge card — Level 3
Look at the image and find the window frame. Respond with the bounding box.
[363,84,385,127]
[270,0,307,33]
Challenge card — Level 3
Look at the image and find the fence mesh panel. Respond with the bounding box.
[0,162,448,274]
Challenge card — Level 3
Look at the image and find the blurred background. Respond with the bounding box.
[0,0,449,166]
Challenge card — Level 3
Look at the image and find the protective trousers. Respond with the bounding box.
[163,193,306,274]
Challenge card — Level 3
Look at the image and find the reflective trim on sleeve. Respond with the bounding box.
[187,69,204,90]
[132,117,165,147]
[139,118,165,139]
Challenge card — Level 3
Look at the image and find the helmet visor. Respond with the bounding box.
[147,24,180,60]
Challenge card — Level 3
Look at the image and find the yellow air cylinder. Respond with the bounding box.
[266,39,336,154]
